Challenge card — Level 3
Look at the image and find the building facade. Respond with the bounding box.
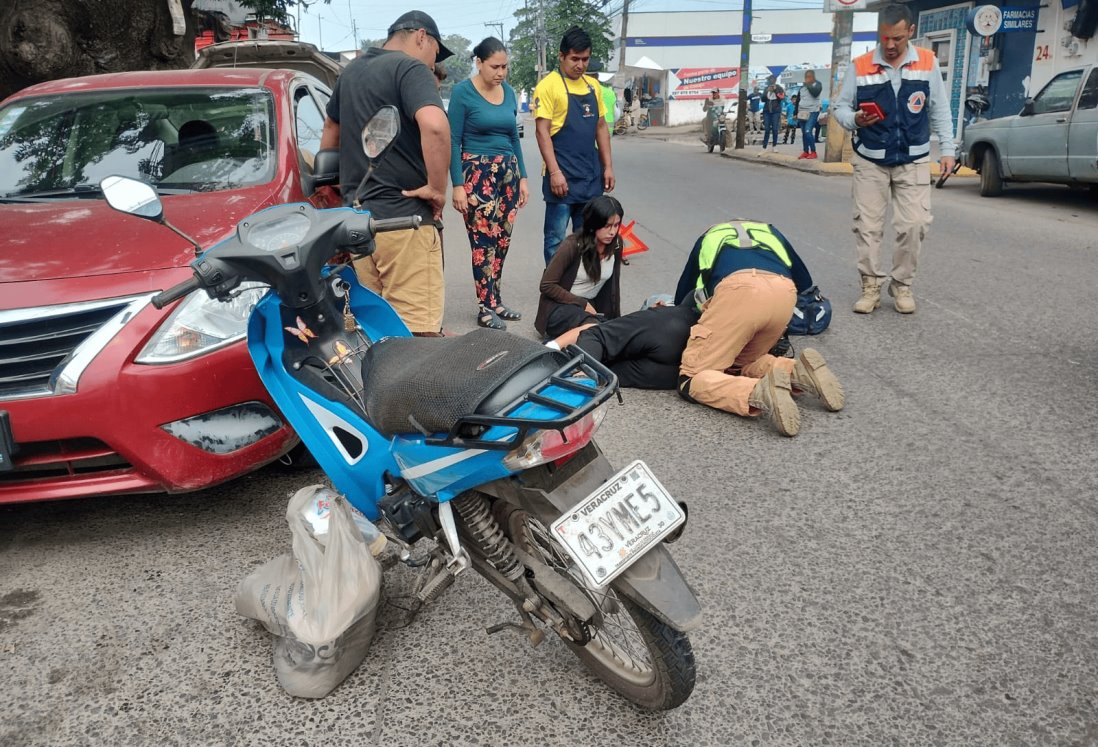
[892,0,1095,138]
[615,9,881,126]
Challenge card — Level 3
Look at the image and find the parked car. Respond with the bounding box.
[0,64,341,503]
[963,64,1098,196]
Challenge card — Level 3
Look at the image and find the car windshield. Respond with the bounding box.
[0,87,277,199]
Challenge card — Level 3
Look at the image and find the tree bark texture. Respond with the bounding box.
[0,0,199,101]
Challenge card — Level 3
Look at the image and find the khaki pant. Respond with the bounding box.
[851,157,932,287]
[679,270,796,416]
[354,226,444,334]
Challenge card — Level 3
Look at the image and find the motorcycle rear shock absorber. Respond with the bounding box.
[452,492,524,582]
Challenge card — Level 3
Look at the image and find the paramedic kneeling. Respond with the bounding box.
[674,221,845,437]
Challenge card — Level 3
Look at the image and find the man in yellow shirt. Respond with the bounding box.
[533,26,615,264]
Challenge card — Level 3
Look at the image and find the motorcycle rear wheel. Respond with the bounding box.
[504,508,696,710]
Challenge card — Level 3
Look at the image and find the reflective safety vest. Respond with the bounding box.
[852,46,937,167]
[694,221,792,297]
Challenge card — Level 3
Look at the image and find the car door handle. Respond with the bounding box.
[1055,118,1068,123]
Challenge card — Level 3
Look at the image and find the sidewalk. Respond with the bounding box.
[628,122,976,179]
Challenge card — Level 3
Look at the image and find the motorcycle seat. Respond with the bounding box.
[360,328,566,437]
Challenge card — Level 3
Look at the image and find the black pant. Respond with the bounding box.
[573,304,699,389]
[545,302,603,339]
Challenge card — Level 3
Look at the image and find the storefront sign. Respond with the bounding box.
[668,68,740,99]
[1000,7,1038,32]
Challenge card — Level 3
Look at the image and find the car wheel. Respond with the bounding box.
[979,150,1004,197]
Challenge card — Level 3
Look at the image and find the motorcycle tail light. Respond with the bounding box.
[502,402,608,471]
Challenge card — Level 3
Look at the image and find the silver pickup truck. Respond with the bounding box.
[963,64,1098,196]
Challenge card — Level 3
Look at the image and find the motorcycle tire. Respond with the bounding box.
[502,506,696,711]
[637,117,649,131]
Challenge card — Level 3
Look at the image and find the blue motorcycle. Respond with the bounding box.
[99,107,700,710]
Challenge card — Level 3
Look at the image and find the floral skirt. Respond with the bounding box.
[461,153,521,309]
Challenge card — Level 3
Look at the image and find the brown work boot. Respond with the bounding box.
[748,369,800,437]
[888,282,916,314]
[791,349,845,412]
[853,275,881,314]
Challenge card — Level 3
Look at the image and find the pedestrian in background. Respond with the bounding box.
[433,62,447,92]
[832,3,955,315]
[782,94,799,144]
[747,86,763,132]
[760,75,784,152]
[448,37,529,330]
[533,26,615,265]
[798,69,822,159]
[321,10,453,336]
[600,79,617,135]
[535,195,624,339]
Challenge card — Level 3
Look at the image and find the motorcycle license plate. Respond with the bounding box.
[551,460,685,589]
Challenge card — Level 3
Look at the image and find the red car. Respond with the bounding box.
[0,63,341,503]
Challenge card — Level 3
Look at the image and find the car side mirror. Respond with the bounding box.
[312,148,340,188]
[1020,99,1035,116]
[100,175,163,222]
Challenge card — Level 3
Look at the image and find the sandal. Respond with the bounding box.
[493,304,522,321]
[477,307,506,330]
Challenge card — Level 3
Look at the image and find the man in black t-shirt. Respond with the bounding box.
[320,10,453,335]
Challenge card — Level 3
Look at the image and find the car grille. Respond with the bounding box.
[0,299,137,399]
[0,437,132,483]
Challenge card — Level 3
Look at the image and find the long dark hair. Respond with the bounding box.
[473,36,506,62]
[575,195,624,283]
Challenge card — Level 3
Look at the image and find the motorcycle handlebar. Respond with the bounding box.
[370,216,422,233]
[151,275,201,309]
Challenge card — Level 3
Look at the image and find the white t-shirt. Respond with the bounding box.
[571,253,615,300]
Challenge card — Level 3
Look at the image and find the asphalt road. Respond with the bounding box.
[3,133,1098,747]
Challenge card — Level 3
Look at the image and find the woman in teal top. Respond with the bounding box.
[448,37,529,330]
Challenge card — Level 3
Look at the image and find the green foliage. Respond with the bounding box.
[237,0,304,24]
[440,34,473,93]
[507,0,613,95]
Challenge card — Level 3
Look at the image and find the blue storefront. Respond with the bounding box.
[884,0,1041,134]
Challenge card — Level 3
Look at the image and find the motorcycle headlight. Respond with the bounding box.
[136,282,266,363]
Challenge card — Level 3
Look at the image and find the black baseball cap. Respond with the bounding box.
[388,10,453,63]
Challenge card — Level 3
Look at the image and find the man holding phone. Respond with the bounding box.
[833,4,955,315]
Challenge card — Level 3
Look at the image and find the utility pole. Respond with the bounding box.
[485,21,505,42]
[619,0,630,72]
[734,0,752,149]
[824,10,854,163]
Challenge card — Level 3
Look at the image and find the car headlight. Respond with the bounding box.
[136,282,266,363]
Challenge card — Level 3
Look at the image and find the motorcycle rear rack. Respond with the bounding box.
[421,347,621,451]
[297,337,620,452]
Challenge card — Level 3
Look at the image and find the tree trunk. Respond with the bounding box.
[0,0,199,101]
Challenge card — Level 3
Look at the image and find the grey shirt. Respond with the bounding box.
[832,45,956,158]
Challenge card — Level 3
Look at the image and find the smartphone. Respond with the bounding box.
[859,102,886,121]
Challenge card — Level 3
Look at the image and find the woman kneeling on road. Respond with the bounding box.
[534,195,624,340]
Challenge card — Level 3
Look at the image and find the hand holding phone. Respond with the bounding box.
[858,102,885,123]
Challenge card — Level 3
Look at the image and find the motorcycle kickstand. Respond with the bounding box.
[486,608,546,648]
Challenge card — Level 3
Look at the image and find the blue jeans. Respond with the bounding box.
[543,201,586,265]
[801,111,819,153]
[762,110,781,149]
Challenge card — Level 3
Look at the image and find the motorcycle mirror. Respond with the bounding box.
[361,106,400,160]
[99,175,203,256]
[100,175,163,222]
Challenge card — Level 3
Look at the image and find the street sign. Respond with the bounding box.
[824,0,869,11]
[751,33,773,43]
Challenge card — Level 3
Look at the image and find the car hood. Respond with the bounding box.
[0,187,279,283]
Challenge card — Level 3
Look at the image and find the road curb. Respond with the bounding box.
[627,127,977,179]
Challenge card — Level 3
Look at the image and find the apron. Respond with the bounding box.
[543,71,603,205]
